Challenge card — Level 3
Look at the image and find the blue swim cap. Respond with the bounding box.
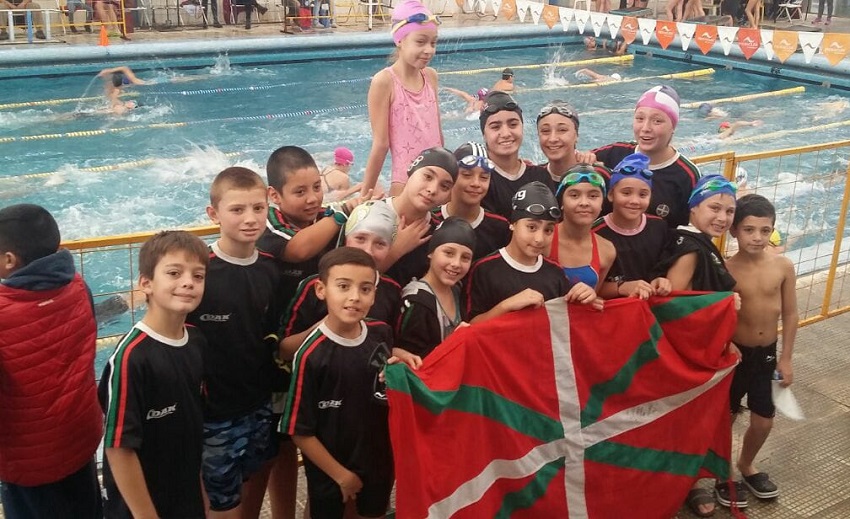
[698,103,713,117]
[688,175,737,208]
[610,153,652,189]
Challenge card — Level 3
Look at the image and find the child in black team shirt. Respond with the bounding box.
[465,181,601,323]
[100,231,209,519]
[282,247,399,519]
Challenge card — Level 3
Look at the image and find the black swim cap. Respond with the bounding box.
[511,181,560,223]
[428,216,476,254]
[407,146,459,181]
[112,72,124,88]
[480,91,523,132]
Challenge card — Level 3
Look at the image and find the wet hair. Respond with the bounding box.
[266,145,319,192]
[733,194,776,227]
[0,203,60,267]
[112,72,124,88]
[138,230,209,281]
[209,167,266,208]
[318,246,377,283]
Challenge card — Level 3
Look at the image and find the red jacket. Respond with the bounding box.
[0,263,103,486]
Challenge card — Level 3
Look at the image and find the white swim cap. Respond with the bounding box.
[611,73,622,81]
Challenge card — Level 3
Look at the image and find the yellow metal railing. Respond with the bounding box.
[64,143,850,346]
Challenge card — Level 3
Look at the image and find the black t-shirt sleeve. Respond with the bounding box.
[397,296,441,358]
[465,261,495,320]
[256,228,290,263]
[99,349,146,450]
[281,277,323,337]
[286,350,318,437]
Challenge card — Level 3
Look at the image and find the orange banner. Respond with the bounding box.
[541,4,559,29]
[621,16,638,45]
[655,21,677,50]
[499,0,516,20]
[737,28,760,59]
[772,30,799,63]
[822,33,850,66]
[694,25,717,55]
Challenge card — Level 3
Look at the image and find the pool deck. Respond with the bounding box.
[1,1,849,49]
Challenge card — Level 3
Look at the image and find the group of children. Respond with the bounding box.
[0,2,799,518]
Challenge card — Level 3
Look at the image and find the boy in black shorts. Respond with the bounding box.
[186,167,282,519]
[465,181,599,323]
[725,194,798,503]
[100,231,210,519]
[282,247,396,519]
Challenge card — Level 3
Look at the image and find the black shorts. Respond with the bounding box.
[304,461,393,519]
[730,342,777,418]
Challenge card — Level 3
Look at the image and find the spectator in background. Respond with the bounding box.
[64,0,93,33]
[0,0,46,40]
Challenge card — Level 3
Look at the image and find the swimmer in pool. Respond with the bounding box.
[574,68,623,83]
[697,102,729,119]
[813,99,850,121]
[97,66,149,115]
[718,119,763,140]
[443,86,488,113]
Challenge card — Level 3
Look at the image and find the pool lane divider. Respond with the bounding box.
[152,76,371,97]
[0,92,139,111]
[0,103,367,145]
[0,152,245,182]
[520,67,715,93]
[726,119,850,145]
[440,54,634,76]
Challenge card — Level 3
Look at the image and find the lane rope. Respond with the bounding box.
[520,67,715,93]
[0,103,367,145]
[591,87,806,115]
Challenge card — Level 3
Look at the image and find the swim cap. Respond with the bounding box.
[719,121,731,131]
[391,0,437,45]
[574,70,592,82]
[479,91,523,132]
[511,181,561,223]
[610,152,652,189]
[610,72,622,81]
[334,146,354,166]
[502,68,514,79]
[345,201,395,245]
[698,102,713,117]
[555,163,609,201]
[428,216,476,254]
[112,72,125,88]
[454,142,495,173]
[407,146,459,181]
[636,85,680,129]
[688,174,737,209]
[476,87,489,100]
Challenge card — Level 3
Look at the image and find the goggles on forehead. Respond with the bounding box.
[537,104,579,126]
[458,154,496,173]
[392,12,440,31]
[615,164,653,180]
[559,171,607,197]
[688,178,738,205]
[482,97,519,114]
[523,203,562,220]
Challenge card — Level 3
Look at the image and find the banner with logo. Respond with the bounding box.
[541,4,559,29]
[606,13,622,39]
[773,30,799,63]
[498,0,516,21]
[717,25,738,55]
[821,33,850,66]
[638,17,656,45]
[798,32,824,64]
[695,24,718,55]
[590,12,607,37]
[655,20,677,50]
[737,28,761,60]
[620,16,638,44]
[677,22,696,51]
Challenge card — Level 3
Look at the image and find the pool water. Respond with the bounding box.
[1,41,849,356]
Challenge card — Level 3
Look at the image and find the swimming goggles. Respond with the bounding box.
[523,203,562,220]
[392,13,440,31]
[482,95,519,114]
[558,171,607,197]
[687,177,737,205]
[536,103,580,128]
[615,164,653,180]
[458,154,496,173]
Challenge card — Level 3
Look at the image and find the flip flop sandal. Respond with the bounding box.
[687,487,716,517]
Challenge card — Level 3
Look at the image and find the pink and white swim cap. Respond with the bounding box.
[635,85,680,129]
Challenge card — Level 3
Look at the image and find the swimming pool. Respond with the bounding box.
[1,28,849,347]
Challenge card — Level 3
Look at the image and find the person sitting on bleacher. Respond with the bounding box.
[0,0,46,40]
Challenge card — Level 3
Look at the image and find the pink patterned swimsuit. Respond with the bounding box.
[387,67,441,184]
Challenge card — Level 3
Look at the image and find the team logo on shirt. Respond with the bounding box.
[199,313,231,322]
[146,404,177,420]
[318,399,343,409]
[656,204,670,218]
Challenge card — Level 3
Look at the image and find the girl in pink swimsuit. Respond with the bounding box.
[362,0,444,197]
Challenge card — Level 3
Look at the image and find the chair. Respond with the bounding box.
[574,0,591,10]
[701,0,720,15]
[124,0,154,29]
[229,0,268,24]
[775,0,803,22]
